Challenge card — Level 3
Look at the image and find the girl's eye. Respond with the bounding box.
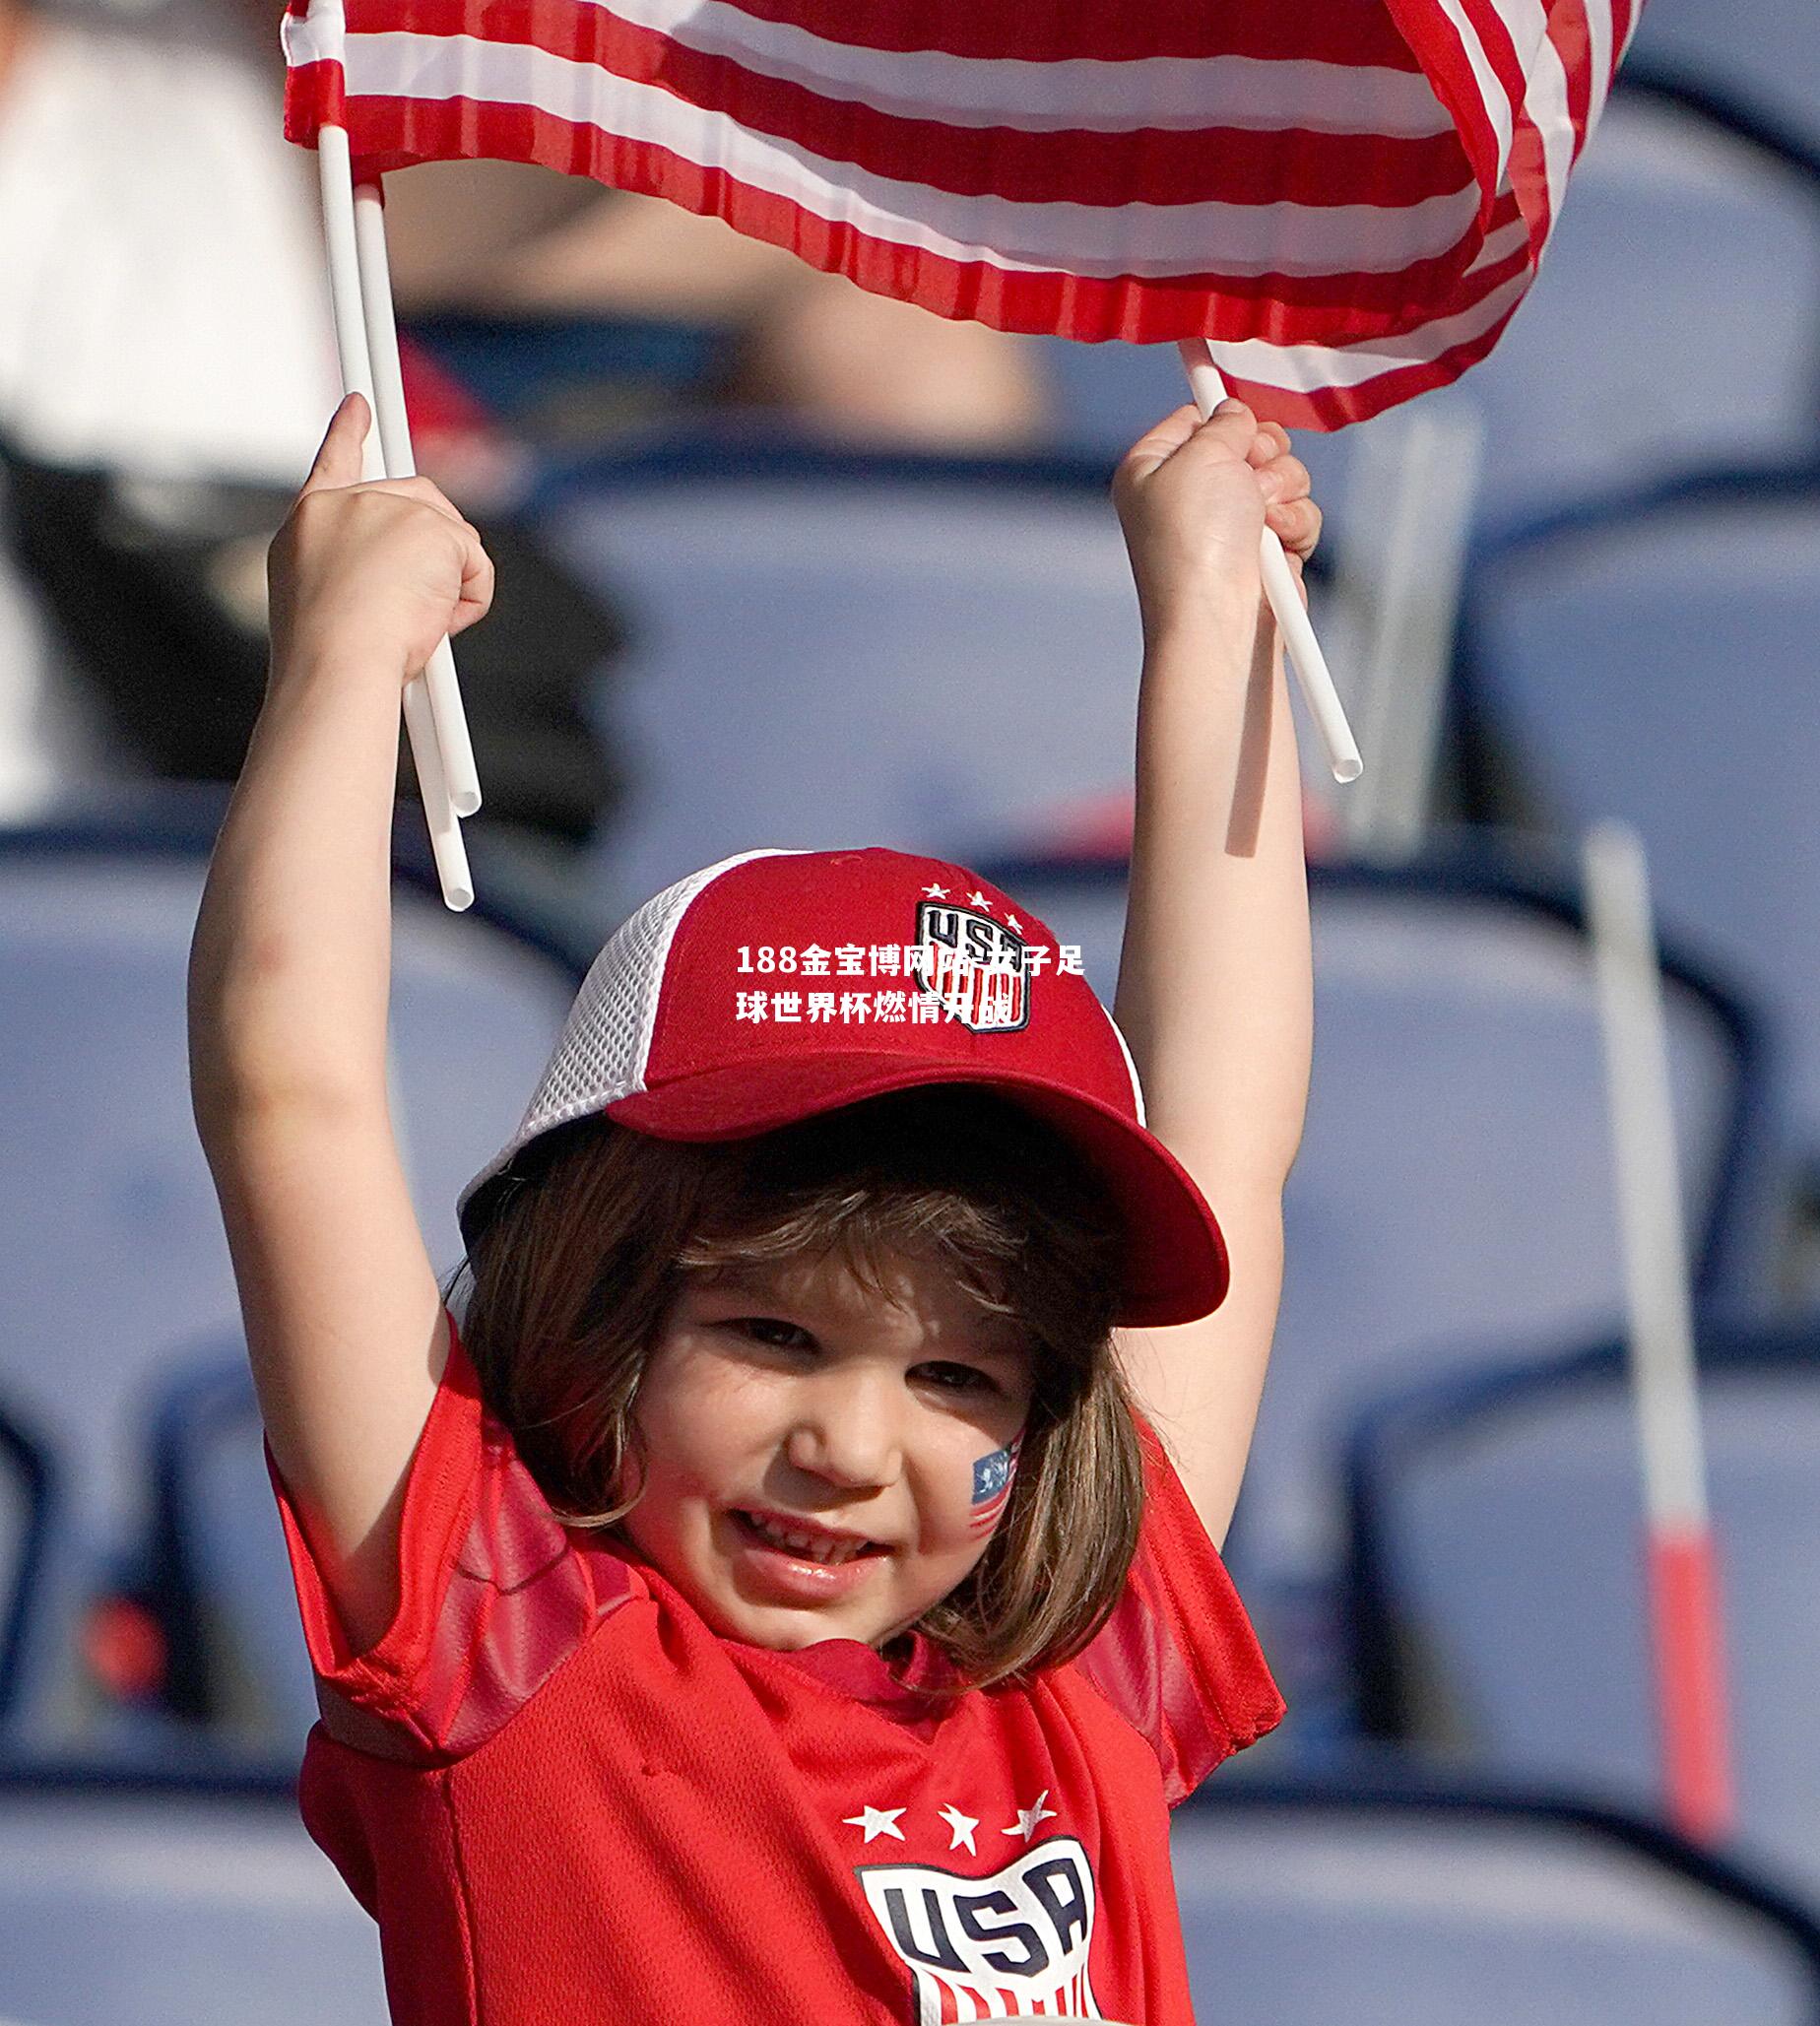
[916,1362,996,1395]
[732,1317,813,1350]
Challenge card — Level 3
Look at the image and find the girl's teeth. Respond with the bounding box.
[748,1515,866,1564]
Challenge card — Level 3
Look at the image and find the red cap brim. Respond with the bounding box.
[607,1057,1228,1328]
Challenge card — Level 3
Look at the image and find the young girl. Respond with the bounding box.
[189,388,1319,2025]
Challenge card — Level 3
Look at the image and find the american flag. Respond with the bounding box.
[969,1434,1020,1535]
[282,0,1636,428]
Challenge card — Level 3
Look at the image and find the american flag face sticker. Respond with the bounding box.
[968,1435,1022,1536]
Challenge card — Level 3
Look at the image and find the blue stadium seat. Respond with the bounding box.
[1174,1773,1820,2026]
[978,845,1770,1744]
[0,797,584,1742]
[141,1350,316,1756]
[1345,1317,1820,1901]
[1440,94,1820,533]
[1040,92,1820,534]
[0,1398,53,1732]
[1462,473,1820,1170]
[538,434,1158,912]
[1625,0,1820,161]
[0,1768,387,2025]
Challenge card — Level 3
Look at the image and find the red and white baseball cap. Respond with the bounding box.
[460,847,1228,1327]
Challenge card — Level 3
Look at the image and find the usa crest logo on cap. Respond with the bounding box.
[909,889,1031,1034]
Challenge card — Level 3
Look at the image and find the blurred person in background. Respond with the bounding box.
[0,0,341,813]
[379,165,1051,448]
[0,0,624,862]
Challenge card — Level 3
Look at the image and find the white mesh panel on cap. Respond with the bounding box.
[461,848,808,1212]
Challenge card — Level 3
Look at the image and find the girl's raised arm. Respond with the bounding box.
[187,394,494,1652]
[1108,399,1319,1550]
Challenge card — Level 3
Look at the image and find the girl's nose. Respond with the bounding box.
[784,1370,904,1488]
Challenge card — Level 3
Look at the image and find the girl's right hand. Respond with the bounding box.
[267,392,495,685]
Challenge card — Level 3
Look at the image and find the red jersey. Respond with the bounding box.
[272,1322,1283,2025]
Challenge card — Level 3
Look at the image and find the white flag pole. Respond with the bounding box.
[1177,340,1362,785]
[317,123,474,912]
[1344,407,1482,856]
[351,177,484,818]
[1584,819,1733,1842]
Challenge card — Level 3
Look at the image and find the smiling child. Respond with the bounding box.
[189,388,1320,2024]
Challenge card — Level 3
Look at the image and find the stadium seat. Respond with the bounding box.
[1344,1317,1820,1901]
[1438,93,1820,532]
[0,796,585,1741]
[140,1349,317,1754]
[540,433,1161,911]
[0,1767,388,2025]
[1462,473,1820,1172]
[1040,92,1820,537]
[983,847,1769,1594]
[1173,1772,1820,2026]
[0,1398,53,1731]
[1625,0,1820,161]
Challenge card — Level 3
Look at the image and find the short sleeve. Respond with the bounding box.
[267,1314,643,1764]
[1072,1416,1285,1805]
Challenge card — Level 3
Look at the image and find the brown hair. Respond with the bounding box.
[456,1085,1146,1688]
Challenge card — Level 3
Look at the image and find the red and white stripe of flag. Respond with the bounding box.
[924,1970,1097,2019]
[283,0,1636,428]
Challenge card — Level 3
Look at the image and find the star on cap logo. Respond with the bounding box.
[909,893,1032,1034]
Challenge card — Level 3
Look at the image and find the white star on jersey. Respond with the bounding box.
[1006,914,1023,934]
[938,1804,980,1854]
[843,1805,906,1844]
[922,883,948,900]
[1003,1792,1059,1840]
[967,890,992,912]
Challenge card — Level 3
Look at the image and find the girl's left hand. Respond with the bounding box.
[1113,398,1322,638]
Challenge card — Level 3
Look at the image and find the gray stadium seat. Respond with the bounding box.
[1173,1778,1820,2026]
[0,802,581,1741]
[145,1352,318,1755]
[1627,0,1820,160]
[1345,1320,1820,1903]
[1042,94,1820,534]
[1464,478,1820,1168]
[543,441,1151,914]
[1440,95,1820,531]
[0,1774,387,2026]
[0,1402,51,1730]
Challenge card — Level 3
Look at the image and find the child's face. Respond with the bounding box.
[620,1247,1037,1653]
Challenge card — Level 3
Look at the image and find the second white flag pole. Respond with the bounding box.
[317,121,479,911]
[350,176,483,818]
